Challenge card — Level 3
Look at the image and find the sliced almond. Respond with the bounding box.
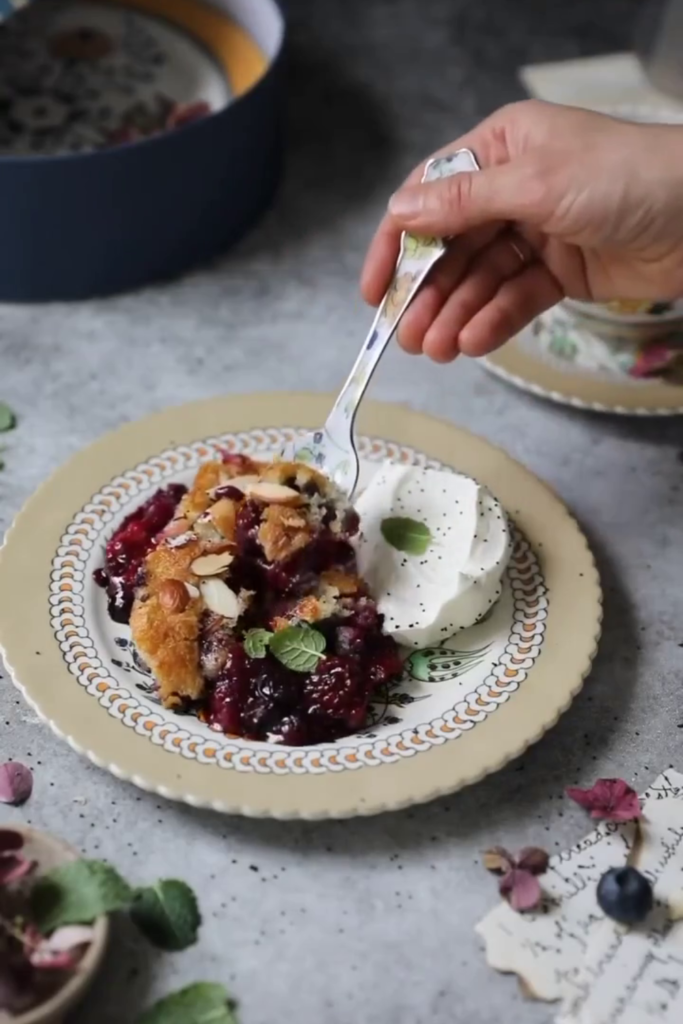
[247,481,302,505]
[209,497,237,540]
[193,515,222,543]
[191,551,234,577]
[185,583,200,599]
[162,517,191,539]
[226,474,260,491]
[209,474,259,498]
[166,531,195,549]
[199,578,241,619]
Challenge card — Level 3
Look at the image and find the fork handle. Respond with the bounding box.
[326,148,480,441]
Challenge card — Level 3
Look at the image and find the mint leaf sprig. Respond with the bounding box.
[0,402,16,433]
[244,625,326,673]
[131,880,201,952]
[243,628,272,659]
[381,516,432,556]
[0,401,16,471]
[31,860,201,952]
[137,982,239,1024]
[31,860,133,933]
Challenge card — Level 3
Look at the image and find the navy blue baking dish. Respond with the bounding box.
[0,0,285,300]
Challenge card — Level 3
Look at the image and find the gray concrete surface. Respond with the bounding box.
[2,1,678,1021]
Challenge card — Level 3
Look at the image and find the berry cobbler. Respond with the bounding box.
[94,453,403,745]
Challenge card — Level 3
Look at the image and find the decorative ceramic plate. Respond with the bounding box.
[483,306,683,416]
[0,395,601,819]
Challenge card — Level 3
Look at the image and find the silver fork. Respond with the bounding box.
[280,148,480,498]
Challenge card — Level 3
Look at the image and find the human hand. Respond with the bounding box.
[361,100,683,362]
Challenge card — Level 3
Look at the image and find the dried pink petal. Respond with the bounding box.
[499,868,543,912]
[566,778,642,822]
[0,762,33,805]
[0,829,24,853]
[29,947,81,970]
[629,344,680,379]
[0,852,35,885]
[482,846,514,875]
[516,847,550,876]
[28,925,94,969]
[39,925,94,953]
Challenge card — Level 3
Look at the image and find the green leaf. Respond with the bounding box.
[380,516,432,556]
[131,879,201,951]
[243,628,273,659]
[137,983,239,1024]
[0,403,15,433]
[270,625,326,673]
[31,859,133,933]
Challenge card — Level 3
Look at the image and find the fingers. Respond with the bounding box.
[360,109,521,307]
[387,156,547,238]
[421,233,534,361]
[361,157,542,307]
[360,217,401,306]
[396,223,503,354]
[458,263,563,357]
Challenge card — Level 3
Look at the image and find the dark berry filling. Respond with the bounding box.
[235,499,265,558]
[96,466,403,746]
[93,484,186,623]
[213,484,246,502]
[203,593,403,745]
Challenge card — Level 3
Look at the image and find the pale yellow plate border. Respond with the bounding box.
[0,395,602,819]
[484,333,683,415]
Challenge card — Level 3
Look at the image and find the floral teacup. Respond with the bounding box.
[562,298,683,344]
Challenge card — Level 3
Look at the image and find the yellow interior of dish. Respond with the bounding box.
[113,0,269,95]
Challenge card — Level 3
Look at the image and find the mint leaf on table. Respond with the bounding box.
[131,879,201,951]
[380,516,432,556]
[243,628,273,659]
[31,859,133,933]
[270,625,326,673]
[137,983,239,1024]
[0,403,15,433]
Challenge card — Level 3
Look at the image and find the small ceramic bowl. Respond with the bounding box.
[5,825,109,1024]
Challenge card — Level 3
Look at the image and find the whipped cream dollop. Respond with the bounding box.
[354,464,512,648]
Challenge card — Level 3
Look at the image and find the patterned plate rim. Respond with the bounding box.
[0,394,603,818]
[483,326,683,416]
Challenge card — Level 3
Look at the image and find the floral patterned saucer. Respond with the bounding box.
[483,304,683,415]
[0,0,241,155]
[0,395,601,819]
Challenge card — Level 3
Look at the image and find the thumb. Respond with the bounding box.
[387,158,546,236]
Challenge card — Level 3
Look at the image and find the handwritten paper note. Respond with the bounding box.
[559,770,683,1023]
[557,915,683,1024]
[476,821,637,1001]
[477,771,683,1023]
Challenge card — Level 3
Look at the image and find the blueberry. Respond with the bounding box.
[597,867,653,925]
